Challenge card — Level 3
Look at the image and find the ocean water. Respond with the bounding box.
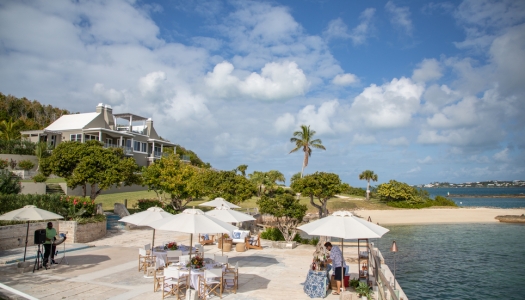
[424,187,525,208]
[375,223,525,300]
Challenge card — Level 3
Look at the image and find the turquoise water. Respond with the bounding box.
[375,223,525,300]
[424,187,525,208]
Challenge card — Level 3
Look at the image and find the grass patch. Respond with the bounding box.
[21,177,66,183]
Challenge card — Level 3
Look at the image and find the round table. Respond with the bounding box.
[152,250,168,268]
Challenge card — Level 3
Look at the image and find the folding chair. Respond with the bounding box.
[246,233,263,250]
[214,254,228,267]
[145,243,152,254]
[203,253,215,264]
[162,268,188,300]
[179,255,190,266]
[139,248,155,273]
[167,250,182,266]
[223,261,239,294]
[198,268,223,299]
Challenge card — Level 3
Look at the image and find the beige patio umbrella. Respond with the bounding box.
[118,206,173,248]
[199,197,241,209]
[298,211,389,293]
[0,205,63,261]
[147,208,238,295]
[205,205,255,255]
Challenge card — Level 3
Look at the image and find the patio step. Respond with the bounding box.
[106,213,126,231]
[46,183,65,195]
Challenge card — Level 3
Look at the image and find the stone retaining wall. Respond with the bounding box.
[20,182,46,195]
[59,183,147,196]
[59,220,107,244]
[0,221,59,251]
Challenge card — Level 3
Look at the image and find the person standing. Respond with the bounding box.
[43,222,57,266]
[325,241,346,295]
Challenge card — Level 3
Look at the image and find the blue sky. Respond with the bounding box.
[1,0,524,186]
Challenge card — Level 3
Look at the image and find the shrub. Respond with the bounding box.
[342,186,367,197]
[0,159,8,169]
[32,173,47,183]
[18,159,35,171]
[0,194,96,219]
[386,196,457,209]
[260,227,284,241]
[0,171,21,195]
[434,195,457,206]
[134,198,178,214]
[0,140,37,155]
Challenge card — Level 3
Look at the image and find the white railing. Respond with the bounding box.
[369,242,407,300]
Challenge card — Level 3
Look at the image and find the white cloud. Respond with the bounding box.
[274,113,295,133]
[386,137,409,146]
[138,71,167,98]
[324,8,375,45]
[352,134,377,145]
[493,148,509,162]
[407,166,421,173]
[417,156,433,164]
[296,100,339,135]
[332,73,359,86]
[350,77,424,129]
[205,61,310,100]
[385,1,413,36]
[93,83,125,104]
[412,58,443,83]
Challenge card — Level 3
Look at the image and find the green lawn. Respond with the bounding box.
[21,177,66,183]
[94,190,391,213]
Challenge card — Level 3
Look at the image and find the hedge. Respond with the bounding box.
[0,140,37,155]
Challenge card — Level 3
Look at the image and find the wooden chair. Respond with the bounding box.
[214,254,228,267]
[139,248,155,273]
[154,268,164,292]
[179,255,190,266]
[223,261,238,294]
[246,233,263,250]
[199,234,215,245]
[167,250,182,266]
[162,268,188,299]
[198,269,223,299]
[145,243,152,255]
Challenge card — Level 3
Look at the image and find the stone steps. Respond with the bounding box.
[46,183,65,195]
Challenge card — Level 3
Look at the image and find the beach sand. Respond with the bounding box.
[355,207,525,225]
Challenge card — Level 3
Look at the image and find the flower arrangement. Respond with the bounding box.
[223,233,230,239]
[187,255,204,269]
[165,242,178,250]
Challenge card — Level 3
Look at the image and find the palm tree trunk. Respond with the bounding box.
[300,162,305,178]
[366,180,370,201]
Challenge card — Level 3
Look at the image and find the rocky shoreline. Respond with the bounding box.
[495,215,525,223]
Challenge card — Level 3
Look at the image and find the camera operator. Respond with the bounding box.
[43,222,57,266]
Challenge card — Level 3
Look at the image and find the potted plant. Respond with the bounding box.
[355,282,373,300]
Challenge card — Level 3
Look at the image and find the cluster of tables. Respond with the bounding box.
[151,245,197,269]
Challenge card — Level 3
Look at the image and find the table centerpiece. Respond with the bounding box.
[165,242,178,250]
[187,255,204,269]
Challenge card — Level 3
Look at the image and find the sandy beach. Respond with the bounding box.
[355,207,525,225]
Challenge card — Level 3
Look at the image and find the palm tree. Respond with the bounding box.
[0,119,21,141]
[289,125,326,178]
[359,170,378,201]
[236,164,248,177]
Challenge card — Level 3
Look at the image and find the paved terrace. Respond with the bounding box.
[0,229,367,300]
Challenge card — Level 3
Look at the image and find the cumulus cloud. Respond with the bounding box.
[332,73,359,86]
[412,59,443,83]
[386,137,409,146]
[350,77,424,129]
[205,61,310,100]
[352,134,377,145]
[417,156,433,164]
[93,83,125,104]
[407,166,421,173]
[324,8,375,45]
[274,100,341,135]
[493,148,509,162]
[274,113,295,133]
[385,1,413,36]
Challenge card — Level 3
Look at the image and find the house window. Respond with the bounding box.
[106,138,112,146]
[141,143,147,153]
[70,134,82,141]
[134,141,147,153]
[126,139,131,148]
[85,134,99,141]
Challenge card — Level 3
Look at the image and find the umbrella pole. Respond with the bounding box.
[188,233,193,290]
[23,221,29,262]
[152,229,155,248]
[341,238,344,293]
[221,233,224,256]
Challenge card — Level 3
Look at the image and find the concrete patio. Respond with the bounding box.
[0,229,362,300]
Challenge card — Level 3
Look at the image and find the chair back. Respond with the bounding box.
[196,244,204,254]
[204,253,215,260]
[164,268,180,279]
[139,248,147,256]
[205,268,222,280]
[214,254,228,265]
[144,243,151,251]
[179,255,190,264]
[167,250,182,258]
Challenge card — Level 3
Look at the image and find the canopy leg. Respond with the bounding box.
[341,238,345,292]
[23,221,29,262]
[152,229,155,248]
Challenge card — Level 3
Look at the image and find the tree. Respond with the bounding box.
[376,180,429,204]
[291,172,344,218]
[236,164,248,177]
[289,125,326,178]
[201,170,256,204]
[248,171,267,197]
[359,170,378,200]
[0,119,21,141]
[0,171,21,195]
[257,194,307,242]
[42,141,141,199]
[34,142,51,172]
[290,172,301,186]
[248,170,285,197]
[142,154,206,211]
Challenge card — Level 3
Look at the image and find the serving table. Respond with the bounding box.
[303,266,331,298]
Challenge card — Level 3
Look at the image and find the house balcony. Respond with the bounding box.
[103,143,133,155]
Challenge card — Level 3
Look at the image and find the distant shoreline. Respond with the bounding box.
[448,194,525,198]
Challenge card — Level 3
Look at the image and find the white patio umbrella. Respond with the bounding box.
[147,208,238,295]
[199,197,240,209]
[297,211,389,293]
[0,205,63,261]
[118,206,173,248]
[205,206,255,255]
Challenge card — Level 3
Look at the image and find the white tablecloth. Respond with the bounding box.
[169,264,224,289]
[153,250,168,268]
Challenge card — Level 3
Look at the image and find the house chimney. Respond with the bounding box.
[104,104,115,130]
[145,118,153,136]
[96,103,104,114]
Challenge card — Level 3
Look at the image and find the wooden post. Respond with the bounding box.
[124,199,127,208]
